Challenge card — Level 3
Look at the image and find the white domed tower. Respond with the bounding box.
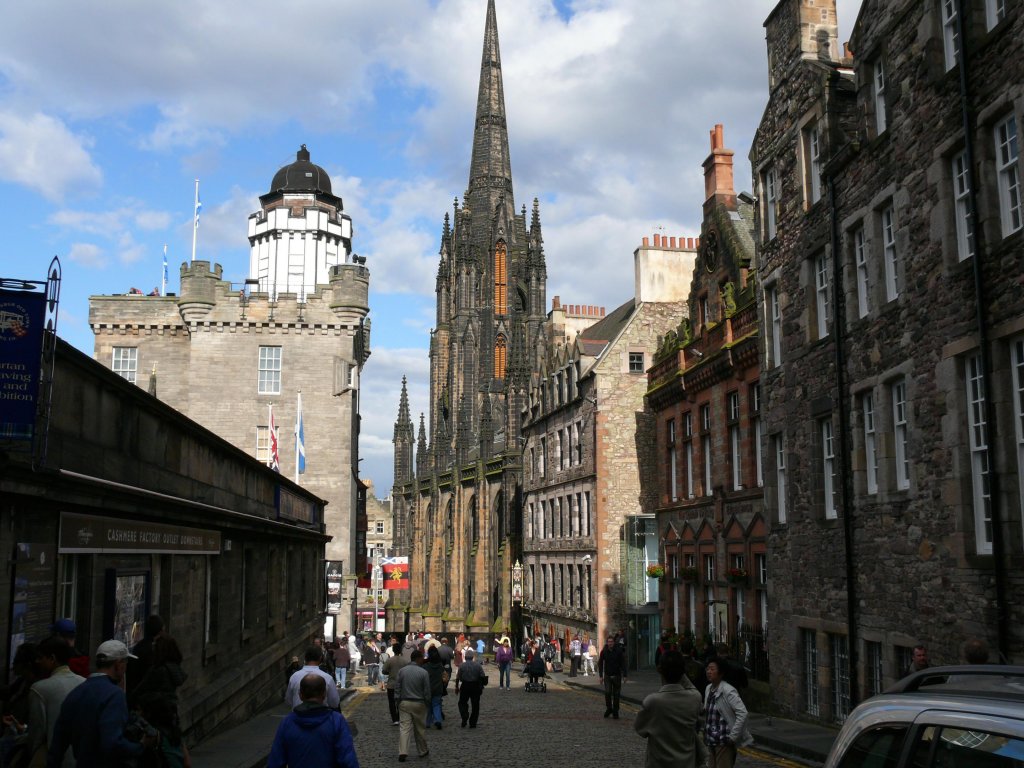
[247,145,354,298]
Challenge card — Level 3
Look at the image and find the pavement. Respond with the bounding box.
[189,662,839,767]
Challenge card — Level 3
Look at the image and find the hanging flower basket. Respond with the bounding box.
[679,566,699,582]
[646,564,666,579]
[726,567,748,585]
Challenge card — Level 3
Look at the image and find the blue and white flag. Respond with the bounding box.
[161,245,168,296]
[296,391,306,478]
[194,192,202,229]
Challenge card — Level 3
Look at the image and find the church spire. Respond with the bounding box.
[393,376,415,485]
[467,0,514,217]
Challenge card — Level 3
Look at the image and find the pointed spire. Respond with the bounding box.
[443,211,451,239]
[397,376,411,423]
[468,0,514,216]
[416,413,429,476]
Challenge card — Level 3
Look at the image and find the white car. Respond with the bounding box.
[824,666,1024,767]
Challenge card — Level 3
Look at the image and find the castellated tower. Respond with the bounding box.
[90,147,370,636]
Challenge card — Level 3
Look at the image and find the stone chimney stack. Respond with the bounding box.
[703,123,735,213]
[764,0,839,92]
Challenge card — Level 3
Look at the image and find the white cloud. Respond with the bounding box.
[67,243,106,268]
[0,111,101,201]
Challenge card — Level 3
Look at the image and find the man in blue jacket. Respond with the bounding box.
[47,639,158,767]
[269,674,359,768]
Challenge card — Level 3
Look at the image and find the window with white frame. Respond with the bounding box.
[258,346,282,394]
[873,58,887,135]
[775,435,787,524]
[668,418,678,502]
[1014,339,1024,524]
[728,392,742,490]
[815,252,831,339]
[951,150,976,260]
[704,554,715,582]
[767,285,782,366]
[986,0,1006,30]
[375,521,385,535]
[752,384,763,487]
[941,0,960,71]
[853,226,870,318]
[683,412,694,499]
[539,436,546,477]
[863,393,878,495]
[112,346,138,384]
[966,355,993,553]
[822,417,837,519]
[882,204,900,301]
[762,166,778,240]
[892,379,910,490]
[701,404,712,496]
[255,425,276,463]
[803,122,823,205]
[995,115,1022,236]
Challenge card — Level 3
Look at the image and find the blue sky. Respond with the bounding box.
[0,0,857,493]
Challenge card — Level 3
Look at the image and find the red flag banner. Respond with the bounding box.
[380,557,409,590]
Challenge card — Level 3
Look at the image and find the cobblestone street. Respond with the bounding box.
[340,677,815,768]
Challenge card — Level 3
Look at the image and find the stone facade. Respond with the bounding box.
[389,0,547,637]
[0,338,327,745]
[90,149,370,635]
[752,0,1024,724]
[647,125,764,690]
[521,239,695,668]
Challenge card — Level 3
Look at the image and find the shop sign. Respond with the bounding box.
[59,512,220,554]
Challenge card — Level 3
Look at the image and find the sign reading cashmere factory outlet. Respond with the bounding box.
[59,512,221,555]
[0,289,46,441]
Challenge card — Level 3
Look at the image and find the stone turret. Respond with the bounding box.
[178,261,224,323]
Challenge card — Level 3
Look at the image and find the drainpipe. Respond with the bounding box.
[956,0,1009,662]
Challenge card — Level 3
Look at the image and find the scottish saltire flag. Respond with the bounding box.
[194,191,202,229]
[269,405,280,473]
[161,245,168,296]
[296,391,306,476]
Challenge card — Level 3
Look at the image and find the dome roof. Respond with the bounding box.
[269,145,332,195]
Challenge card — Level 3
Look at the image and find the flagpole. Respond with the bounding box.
[161,244,168,297]
[191,178,199,263]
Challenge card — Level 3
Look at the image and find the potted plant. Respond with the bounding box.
[679,566,699,581]
[646,563,666,579]
[726,567,748,585]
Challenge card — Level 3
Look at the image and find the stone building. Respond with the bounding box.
[90,147,370,636]
[520,237,696,668]
[355,482,393,631]
[0,336,327,744]
[752,0,1023,724]
[646,125,764,686]
[388,0,548,637]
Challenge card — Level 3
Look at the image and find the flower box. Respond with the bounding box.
[726,567,748,585]
[646,564,666,579]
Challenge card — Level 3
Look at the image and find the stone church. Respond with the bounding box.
[389,0,548,636]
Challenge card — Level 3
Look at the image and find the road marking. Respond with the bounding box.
[740,746,816,767]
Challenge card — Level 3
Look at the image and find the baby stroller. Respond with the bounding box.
[524,674,547,692]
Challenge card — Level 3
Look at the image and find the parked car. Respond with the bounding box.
[825,666,1024,767]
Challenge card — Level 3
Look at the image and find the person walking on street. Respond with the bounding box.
[28,637,85,768]
[495,639,514,690]
[362,639,381,688]
[903,645,930,678]
[332,641,351,690]
[598,635,627,719]
[702,658,753,768]
[268,674,359,768]
[47,640,159,767]
[395,650,431,762]
[582,638,597,676]
[455,650,486,728]
[423,646,447,729]
[382,643,408,725]
[286,647,340,710]
[635,651,707,768]
[569,635,582,677]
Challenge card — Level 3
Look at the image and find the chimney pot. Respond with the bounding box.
[654,233,661,247]
[642,236,650,247]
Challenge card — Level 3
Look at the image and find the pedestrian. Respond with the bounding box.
[285,656,302,687]
[598,634,627,719]
[903,645,930,678]
[130,634,190,768]
[347,633,362,679]
[569,634,582,677]
[333,640,351,690]
[525,642,546,687]
[701,658,753,767]
[423,646,447,729]
[583,637,597,677]
[713,644,748,690]
[475,636,485,659]
[1,642,40,766]
[28,637,85,768]
[362,639,381,688]
[268,673,360,768]
[635,651,708,768]
[126,615,164,700]
[382,643,409,725]
[395,649,431,762]
[437,638,455,690]
[495,639,514,690]
[48,620,90,679]
[680,639,708,697]
[285,647,340,710]
[455,650,486,728]
[47,639,160,766]
[963,638,990,664]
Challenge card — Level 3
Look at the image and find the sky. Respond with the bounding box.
[0,0,858,496]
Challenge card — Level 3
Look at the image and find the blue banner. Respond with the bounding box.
[0,289,46,440]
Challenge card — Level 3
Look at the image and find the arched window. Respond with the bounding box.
[494,241,507,315]
[494,335,507,379]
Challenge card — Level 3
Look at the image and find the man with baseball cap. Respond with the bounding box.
[49,619,89,678]
[47,639,159,767]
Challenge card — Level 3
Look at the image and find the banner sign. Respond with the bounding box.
[0,289,46,441]
[326,560,344,615]
[277,486,318,524]
[59,512,220,555]
[379,556,409,590]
